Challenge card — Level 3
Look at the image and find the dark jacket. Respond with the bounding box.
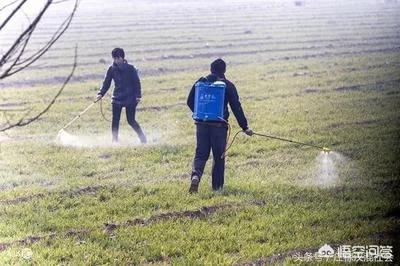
[98,60,141,106]
[187,73,248,130]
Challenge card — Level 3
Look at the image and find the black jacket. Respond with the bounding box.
[187,73,248,130]
[98,61,141,106]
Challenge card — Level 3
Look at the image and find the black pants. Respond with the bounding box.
[191,123,228,190]
[112,103,146,143]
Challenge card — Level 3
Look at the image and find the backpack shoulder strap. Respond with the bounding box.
[198,76,209,83]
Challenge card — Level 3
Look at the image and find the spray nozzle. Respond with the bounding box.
[322,147,331,153]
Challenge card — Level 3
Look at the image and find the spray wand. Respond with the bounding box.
[57,99,100,137]
[222,130,331,158]
[252,132,331,152]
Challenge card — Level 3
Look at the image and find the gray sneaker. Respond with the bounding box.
[189,176,200,193]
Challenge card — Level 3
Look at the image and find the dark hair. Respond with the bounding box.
[210,58,226,76]
[111,48,125,59]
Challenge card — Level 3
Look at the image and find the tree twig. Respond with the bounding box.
[0,0,20,12]
[0,45,78,132]
[0,0,28,31]
[0,0,80,79]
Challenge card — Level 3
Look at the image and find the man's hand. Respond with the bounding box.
[244,128,253,136]
[95,94,102,102]
[136,97,141,104]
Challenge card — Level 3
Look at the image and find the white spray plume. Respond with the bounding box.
[313,151,347,187]
[56,129,163,148]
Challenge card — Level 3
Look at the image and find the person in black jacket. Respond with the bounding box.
[96,48,146,144]
[187,58,253,193]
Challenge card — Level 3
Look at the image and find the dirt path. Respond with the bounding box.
[0,200,262,252]
[0,185,104,205]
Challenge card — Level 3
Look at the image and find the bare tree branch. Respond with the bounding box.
[5,6,35,72]
[0,0,79,79]
[11,2,78,74]
[0,45,78,132]
[0,0,20,12]
[0,0,28,30]
[0,0,52,74]
[0,0,80,132]
[2,28,33,78]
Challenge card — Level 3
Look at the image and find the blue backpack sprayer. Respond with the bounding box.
[193,80,226,121]
[193,80,331,157]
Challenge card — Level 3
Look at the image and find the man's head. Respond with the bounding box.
[111,47,125,65]
[210,58,226,76]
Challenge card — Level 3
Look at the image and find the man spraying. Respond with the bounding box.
[187,58,253,193]
[96,48,146,144]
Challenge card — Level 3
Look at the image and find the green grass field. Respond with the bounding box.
[0,0,399,264]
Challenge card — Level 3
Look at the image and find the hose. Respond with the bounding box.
[221,129,241,159]
[99,97,111,122]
